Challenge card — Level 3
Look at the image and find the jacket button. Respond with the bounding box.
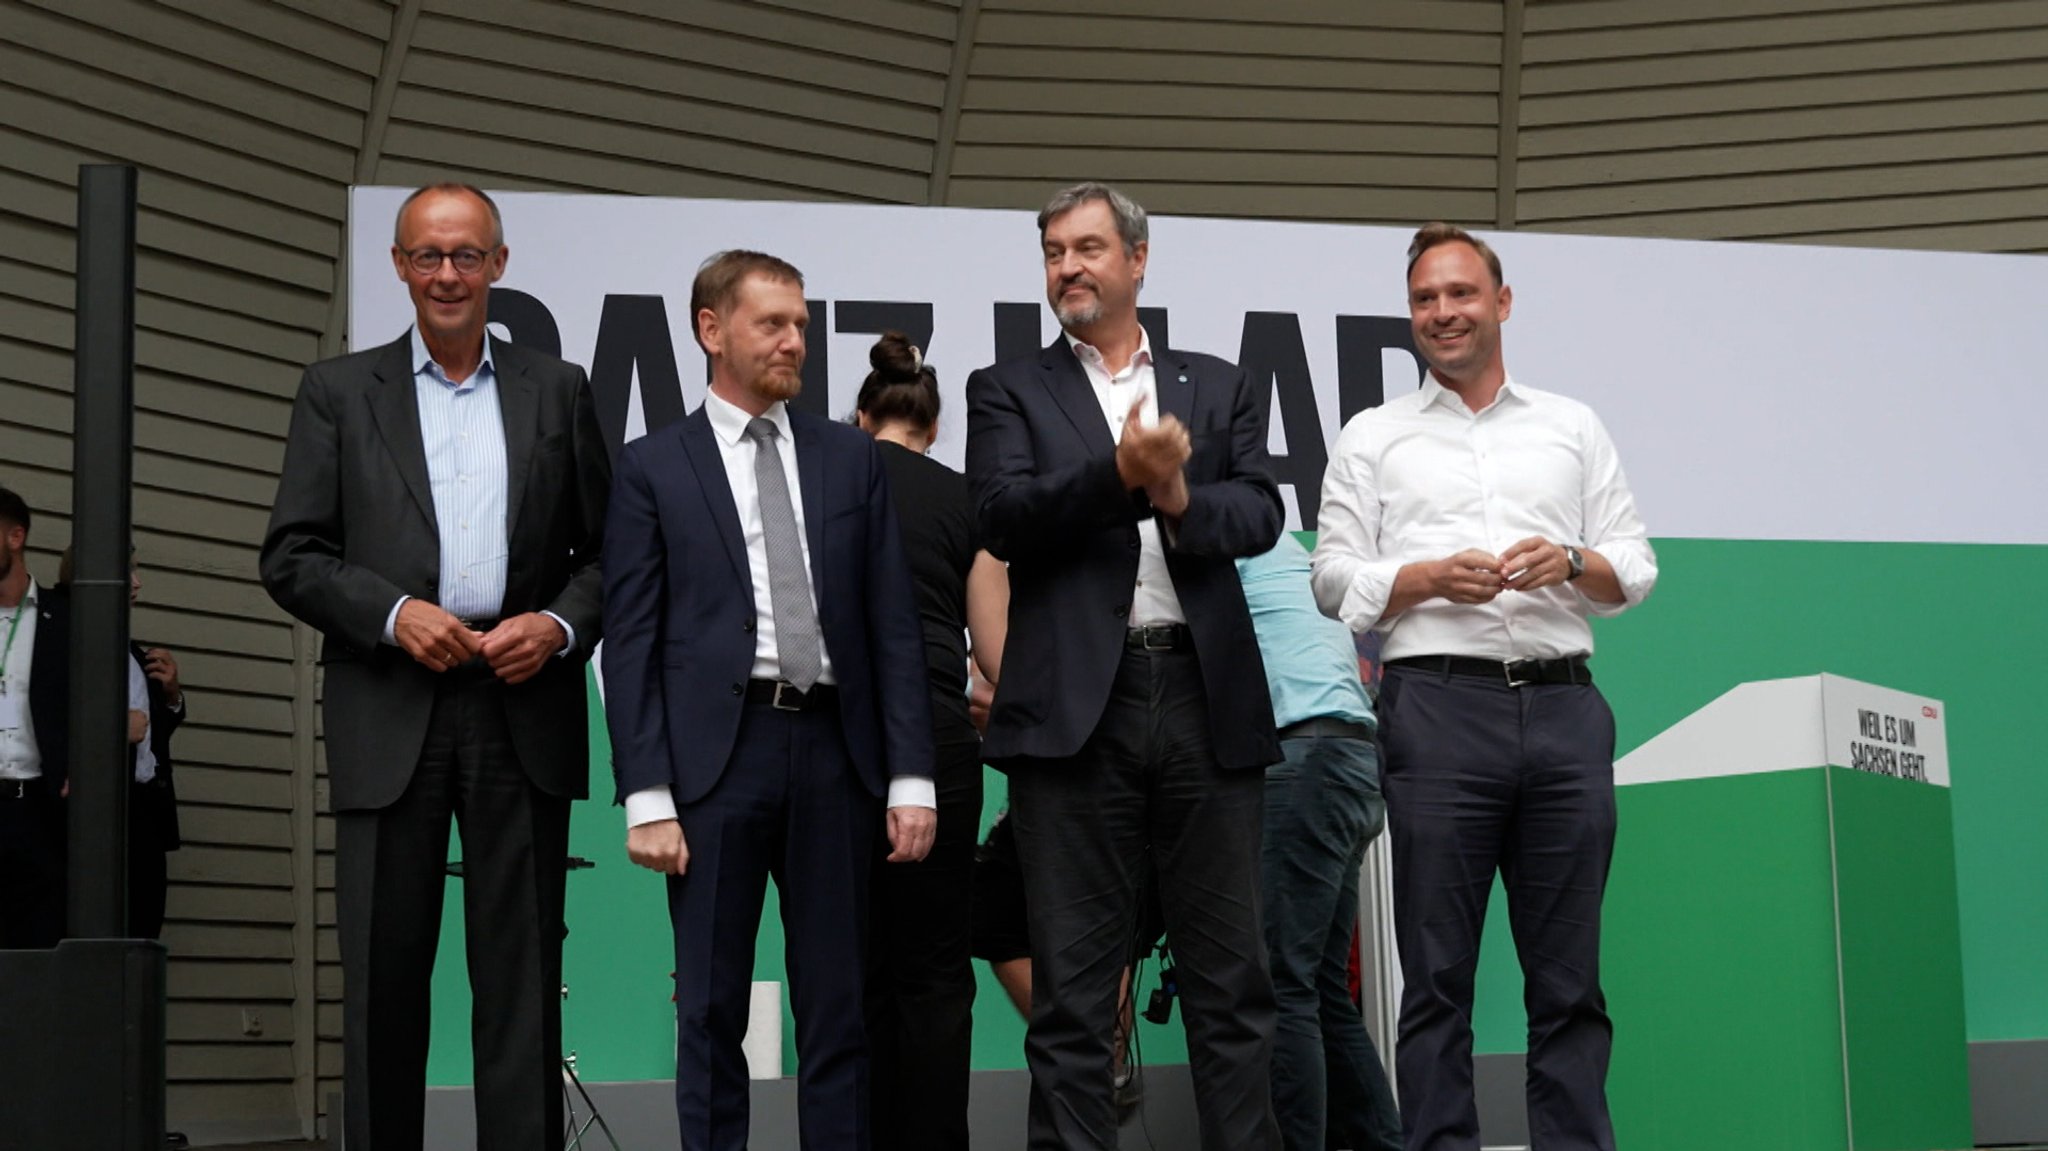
[1112,604,1129,618]
[742,618,755,633]
[730,683,744,696]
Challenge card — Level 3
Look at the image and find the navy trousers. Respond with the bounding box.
[668,700,881,1151]
[1377,666,1618,1151]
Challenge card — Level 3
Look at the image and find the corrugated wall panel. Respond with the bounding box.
[0,0,382,1139]
[1516,0,2048,252]
[370,0,956,201]
[946,1,1503,222]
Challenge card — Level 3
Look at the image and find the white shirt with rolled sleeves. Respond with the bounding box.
[1310,374,1657,660]
[623,390,935,829]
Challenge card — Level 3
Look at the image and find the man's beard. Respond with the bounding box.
[1053,296,1102,328]
[0,549,13,584]
[748,366,802,404]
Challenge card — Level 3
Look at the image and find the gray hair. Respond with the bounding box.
[1037,182,1148,255]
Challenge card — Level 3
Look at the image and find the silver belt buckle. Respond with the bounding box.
[1503,660,1535,688]
[771,681,805,711]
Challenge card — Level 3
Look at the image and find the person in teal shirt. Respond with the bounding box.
[1238,535,1401,1151]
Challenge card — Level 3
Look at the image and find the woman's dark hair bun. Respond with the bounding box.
[869,330,925,382]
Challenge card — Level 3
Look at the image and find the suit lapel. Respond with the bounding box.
[1041,339,1117,459]
[680,408,749,586]
[493,337,539,535]
[793,413,827,604]
[1155,348,1196,429]
[366,335,437,531]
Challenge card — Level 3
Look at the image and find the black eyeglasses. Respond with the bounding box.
[403,247,493,275]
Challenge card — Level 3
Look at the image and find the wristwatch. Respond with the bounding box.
[1565,545,1585,582]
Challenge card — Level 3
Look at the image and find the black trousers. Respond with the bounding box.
[0,783,65,949]
[334,672,570,1151]
[1009,644,1280,1151]
[867,734,984,1151]
[667,700,881,1151]
[127,778,174,940]
[1377,666,1619,1151]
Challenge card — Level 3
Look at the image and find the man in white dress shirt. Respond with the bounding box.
[1311,223,1658,1151]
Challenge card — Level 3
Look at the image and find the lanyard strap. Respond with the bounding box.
[0,603,24,675]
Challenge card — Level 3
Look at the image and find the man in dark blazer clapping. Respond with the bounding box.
[966,182,1286,1150]
[260,184,610,1151]
[603,250,935,1151]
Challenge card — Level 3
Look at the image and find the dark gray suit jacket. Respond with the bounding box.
[260,333,610,811]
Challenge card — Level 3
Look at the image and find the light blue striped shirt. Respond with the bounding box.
[381,330,573,653]
[410,327,510,621]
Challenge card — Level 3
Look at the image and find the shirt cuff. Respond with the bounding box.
[1337,558,1406,633]
[886,776,936,810]
[624,785,678,828]
[542,610,577,657]
[382,596,410,645]
[1580,538,1659,618]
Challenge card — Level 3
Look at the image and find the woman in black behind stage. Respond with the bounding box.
[856,331,1009,1151]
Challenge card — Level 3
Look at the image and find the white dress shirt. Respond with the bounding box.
[1065,330,1186,626]
[1311,374,1657,661]
[625,391,932,829]
[128,652,155,784]
[0,578,43,781]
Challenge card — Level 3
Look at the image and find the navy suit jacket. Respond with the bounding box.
[602,402,934,806]
[965,339,1284,770]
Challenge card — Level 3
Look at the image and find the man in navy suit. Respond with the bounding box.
[603,250,937,1151]
[966,183,1287,1149]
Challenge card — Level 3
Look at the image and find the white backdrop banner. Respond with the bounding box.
[349,187,2047,546]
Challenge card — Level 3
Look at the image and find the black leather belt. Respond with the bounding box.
[1278,717,1375,741]
[1387,655,1592,688]
[460,617,502,632]
[0,777,47,800]
[1124,624,1192,651]
[745,679,839,712]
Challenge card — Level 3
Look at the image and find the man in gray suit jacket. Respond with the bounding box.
[260,184,609,1151]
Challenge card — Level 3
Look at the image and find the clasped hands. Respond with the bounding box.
[1114,404,1191,517]
[394,599,563,684]
[1431,537,1574,604]
[627,806,935,876]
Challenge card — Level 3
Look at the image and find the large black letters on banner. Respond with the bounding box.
[1238,312,1328,529]
[488,289,561,358]
[588,295,688,459]
[835,301,934,354]
[793,300,831,420]
[1335,316,1424,427]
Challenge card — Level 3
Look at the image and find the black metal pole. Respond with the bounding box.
[69,163,139,940]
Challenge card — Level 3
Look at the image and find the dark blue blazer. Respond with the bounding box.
[602,402,934,806]
[965,339,1284,771]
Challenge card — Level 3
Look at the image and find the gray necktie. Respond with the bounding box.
[745,417,823,690]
